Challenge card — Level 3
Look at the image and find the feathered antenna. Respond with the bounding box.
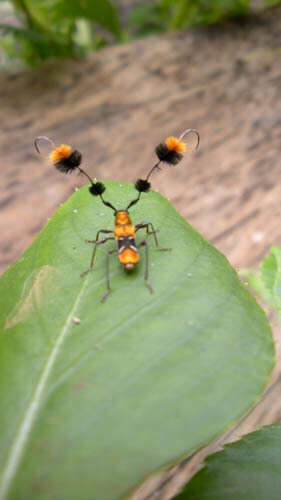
[126,128,200,210]
[146,128,200,181]
[34,136,93,183]
[34,129,200,214]
[34,135,118,212]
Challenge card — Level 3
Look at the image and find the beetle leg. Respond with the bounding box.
[135,221,171,251]
[139,240,153,294]
[101,248,116,302]
[86,228,113,243]
[81,233,114,277]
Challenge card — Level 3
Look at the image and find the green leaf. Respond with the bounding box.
[244,246,281,320]
[54,0,122,38]
[177,424,281,500]
[0,182,274,499]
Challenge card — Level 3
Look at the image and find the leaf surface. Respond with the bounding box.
[177,424,281,500]
[245,245,281,321]
[0,182,274,499]
[54,0,122,38]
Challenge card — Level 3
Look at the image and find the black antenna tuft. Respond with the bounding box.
[155,143,183,165]
[135,179,151,193]
[55,150,82,173]
[89,182,106,196]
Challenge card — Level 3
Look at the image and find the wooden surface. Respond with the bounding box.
[0,5,281,498]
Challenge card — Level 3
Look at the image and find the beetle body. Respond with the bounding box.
[34,128,199,301]
[114,211,139,270]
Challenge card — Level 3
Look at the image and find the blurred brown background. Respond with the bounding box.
[0,5,281,498]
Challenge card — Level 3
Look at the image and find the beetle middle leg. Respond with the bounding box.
[135,221,171,251]
[81,229,114,277]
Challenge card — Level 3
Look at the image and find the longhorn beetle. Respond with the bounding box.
[34,129,200,302]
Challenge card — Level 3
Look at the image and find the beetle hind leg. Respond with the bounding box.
[139,239,154,294]
[101,248,116,302]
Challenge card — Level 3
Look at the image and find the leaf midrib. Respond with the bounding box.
[0,275,90,500]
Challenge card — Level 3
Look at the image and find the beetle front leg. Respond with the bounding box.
[86,229,113,244]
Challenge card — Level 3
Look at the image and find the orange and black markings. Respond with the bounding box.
[80,217,170,302]
[114,211,139,270]
[49,144,71,164]
[49,144,82,174]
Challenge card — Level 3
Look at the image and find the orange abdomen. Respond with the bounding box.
[119,248,139,266]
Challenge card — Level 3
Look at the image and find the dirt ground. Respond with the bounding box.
[0,5,281,498]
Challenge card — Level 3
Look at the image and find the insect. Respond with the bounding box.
[34,129,200,302]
